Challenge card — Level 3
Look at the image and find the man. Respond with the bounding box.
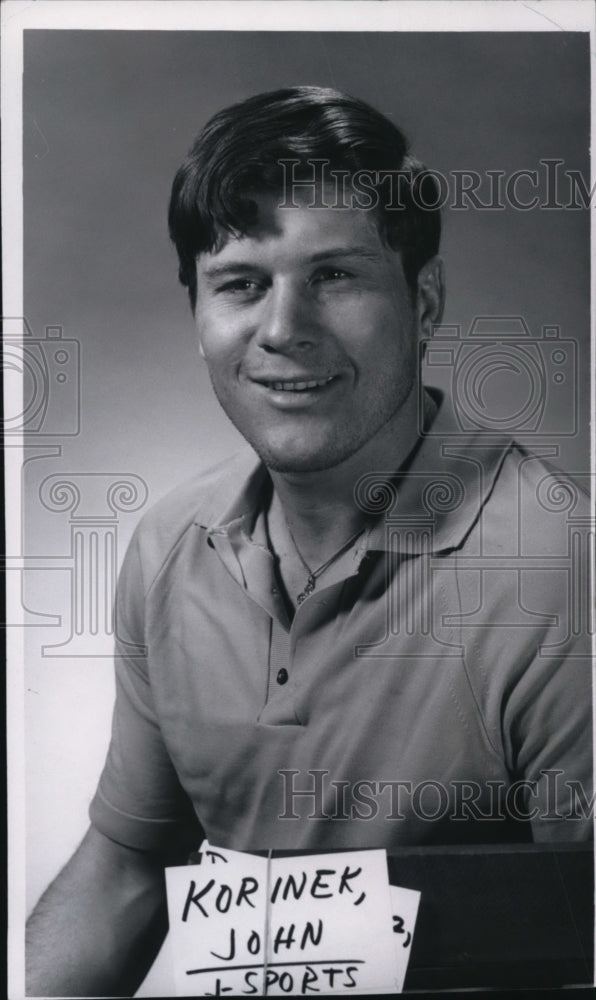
[26,86,592,996]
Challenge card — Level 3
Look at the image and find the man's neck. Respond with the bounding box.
[267,386,432,568]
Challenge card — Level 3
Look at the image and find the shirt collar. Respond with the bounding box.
[196,389,513,557]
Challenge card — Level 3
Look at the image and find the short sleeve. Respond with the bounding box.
[502,630,593,843]
[471,453,594,842]
[89,527,202,852]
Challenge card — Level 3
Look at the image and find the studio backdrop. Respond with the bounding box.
[19,26,590,987]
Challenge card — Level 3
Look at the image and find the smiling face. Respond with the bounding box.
[195,190,442,474]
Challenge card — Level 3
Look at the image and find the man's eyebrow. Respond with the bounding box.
[199,246,385,279]
[199,262,261,280]
[309,246,384,264]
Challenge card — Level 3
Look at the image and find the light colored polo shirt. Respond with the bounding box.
[89,396,593,852]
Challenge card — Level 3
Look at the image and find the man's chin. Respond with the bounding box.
[253,441,355,475]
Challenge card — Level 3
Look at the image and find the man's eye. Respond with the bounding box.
[312,267,353,286]
[217,278,262,294]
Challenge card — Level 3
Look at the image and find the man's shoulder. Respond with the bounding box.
[493,443,590,516]
[481,441,591,560]
[144,448,258,526]
[127,448,259,583]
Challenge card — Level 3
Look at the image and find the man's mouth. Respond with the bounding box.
[257,376,337,392]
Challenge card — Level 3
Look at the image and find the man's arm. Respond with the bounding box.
[26,824,180,998]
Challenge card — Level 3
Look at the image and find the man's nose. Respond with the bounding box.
[255,281,317,352]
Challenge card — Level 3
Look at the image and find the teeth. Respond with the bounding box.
[268,377,334,391]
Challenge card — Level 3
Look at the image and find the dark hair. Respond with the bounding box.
[168,86,441,310]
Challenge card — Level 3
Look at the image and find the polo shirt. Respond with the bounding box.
[89,394,593,852]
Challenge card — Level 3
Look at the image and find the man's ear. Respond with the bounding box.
[195,304,205,358]
[416,256,445,339]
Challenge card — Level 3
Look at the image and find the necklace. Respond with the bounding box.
[287,524,366,605]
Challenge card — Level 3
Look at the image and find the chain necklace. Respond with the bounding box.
[286,524,366,605]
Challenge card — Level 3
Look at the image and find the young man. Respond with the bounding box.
[26,86,592,996]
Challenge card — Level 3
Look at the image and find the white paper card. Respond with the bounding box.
[165,846,410,996]
[165,846,268,996]
[389,883,421,992]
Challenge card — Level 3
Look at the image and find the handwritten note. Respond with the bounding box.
[165,844,419,996]
[389,884,420,993]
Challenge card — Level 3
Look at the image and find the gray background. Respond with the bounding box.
[24,30,590,501]
[22,28,591,992]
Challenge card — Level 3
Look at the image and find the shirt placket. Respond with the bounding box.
[208,518,371,727]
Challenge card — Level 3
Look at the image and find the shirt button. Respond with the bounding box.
[276,668,288,685]
[271,586,279,595]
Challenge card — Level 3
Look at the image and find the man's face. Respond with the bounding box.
[195,190,431,473]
